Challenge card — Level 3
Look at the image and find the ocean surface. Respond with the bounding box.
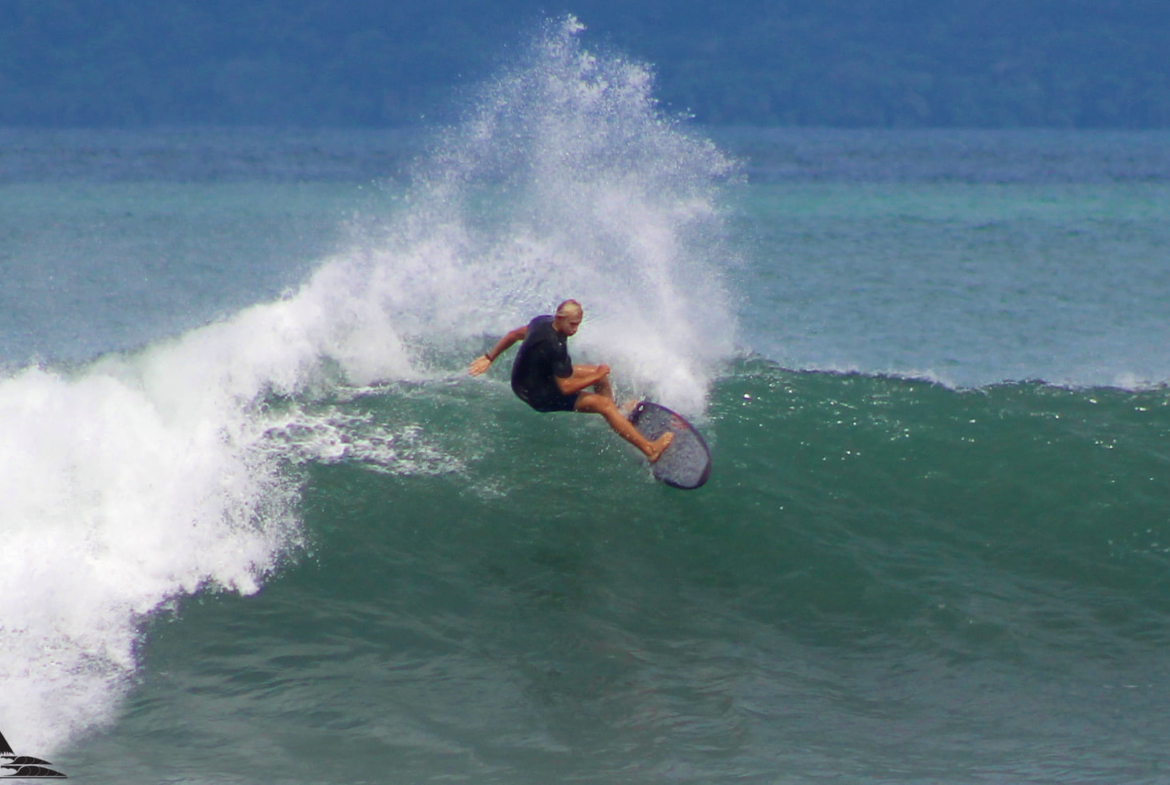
[4,19,1170,784]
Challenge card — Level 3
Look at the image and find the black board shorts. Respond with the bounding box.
[514,386,580,413]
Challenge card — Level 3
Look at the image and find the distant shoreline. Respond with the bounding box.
[2,127,1169,184]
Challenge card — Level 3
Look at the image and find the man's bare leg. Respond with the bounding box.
[569,365,639,414]
[618,399,640,417]
[575,392,673,462]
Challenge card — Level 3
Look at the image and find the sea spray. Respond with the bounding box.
[354,15,740,413]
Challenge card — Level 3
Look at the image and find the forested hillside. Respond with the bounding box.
[2,0,1167,128]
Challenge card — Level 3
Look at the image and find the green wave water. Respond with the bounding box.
[65,360,1170,783]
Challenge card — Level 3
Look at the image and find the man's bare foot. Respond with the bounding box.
[619,399,640,418]
[646,431,674,463]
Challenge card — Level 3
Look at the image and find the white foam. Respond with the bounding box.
[0,259,423,752]
[261,404,465,477]
[0,366,289,753]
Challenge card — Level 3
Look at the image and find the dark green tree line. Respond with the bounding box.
[1,0,1167,128]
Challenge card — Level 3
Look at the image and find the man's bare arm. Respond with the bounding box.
[468,326,528,376]
[555,364,610,395]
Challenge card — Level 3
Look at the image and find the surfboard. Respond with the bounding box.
[627,401,711,489]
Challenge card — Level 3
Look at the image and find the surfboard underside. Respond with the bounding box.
[628,401,712,489]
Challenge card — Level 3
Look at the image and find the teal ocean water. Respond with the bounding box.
[4,20,1170,784]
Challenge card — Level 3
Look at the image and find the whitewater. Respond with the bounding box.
[3,17,1170,784]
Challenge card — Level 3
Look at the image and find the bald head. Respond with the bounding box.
[553,299,584,336]
[555,299,583,319]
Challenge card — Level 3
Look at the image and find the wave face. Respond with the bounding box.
[716,360,1170,629]
[57,360,1170,783]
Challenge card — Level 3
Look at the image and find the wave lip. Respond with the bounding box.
[0,331,303,752]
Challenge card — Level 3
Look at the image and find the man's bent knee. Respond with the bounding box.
[574,392,616,414]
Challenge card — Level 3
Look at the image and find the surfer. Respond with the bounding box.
[468,300,674,462]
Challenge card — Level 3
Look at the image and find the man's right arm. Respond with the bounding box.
[555,364,610,395]
[468,326,528,376]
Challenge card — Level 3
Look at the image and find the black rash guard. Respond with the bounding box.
[510,315,579,413]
